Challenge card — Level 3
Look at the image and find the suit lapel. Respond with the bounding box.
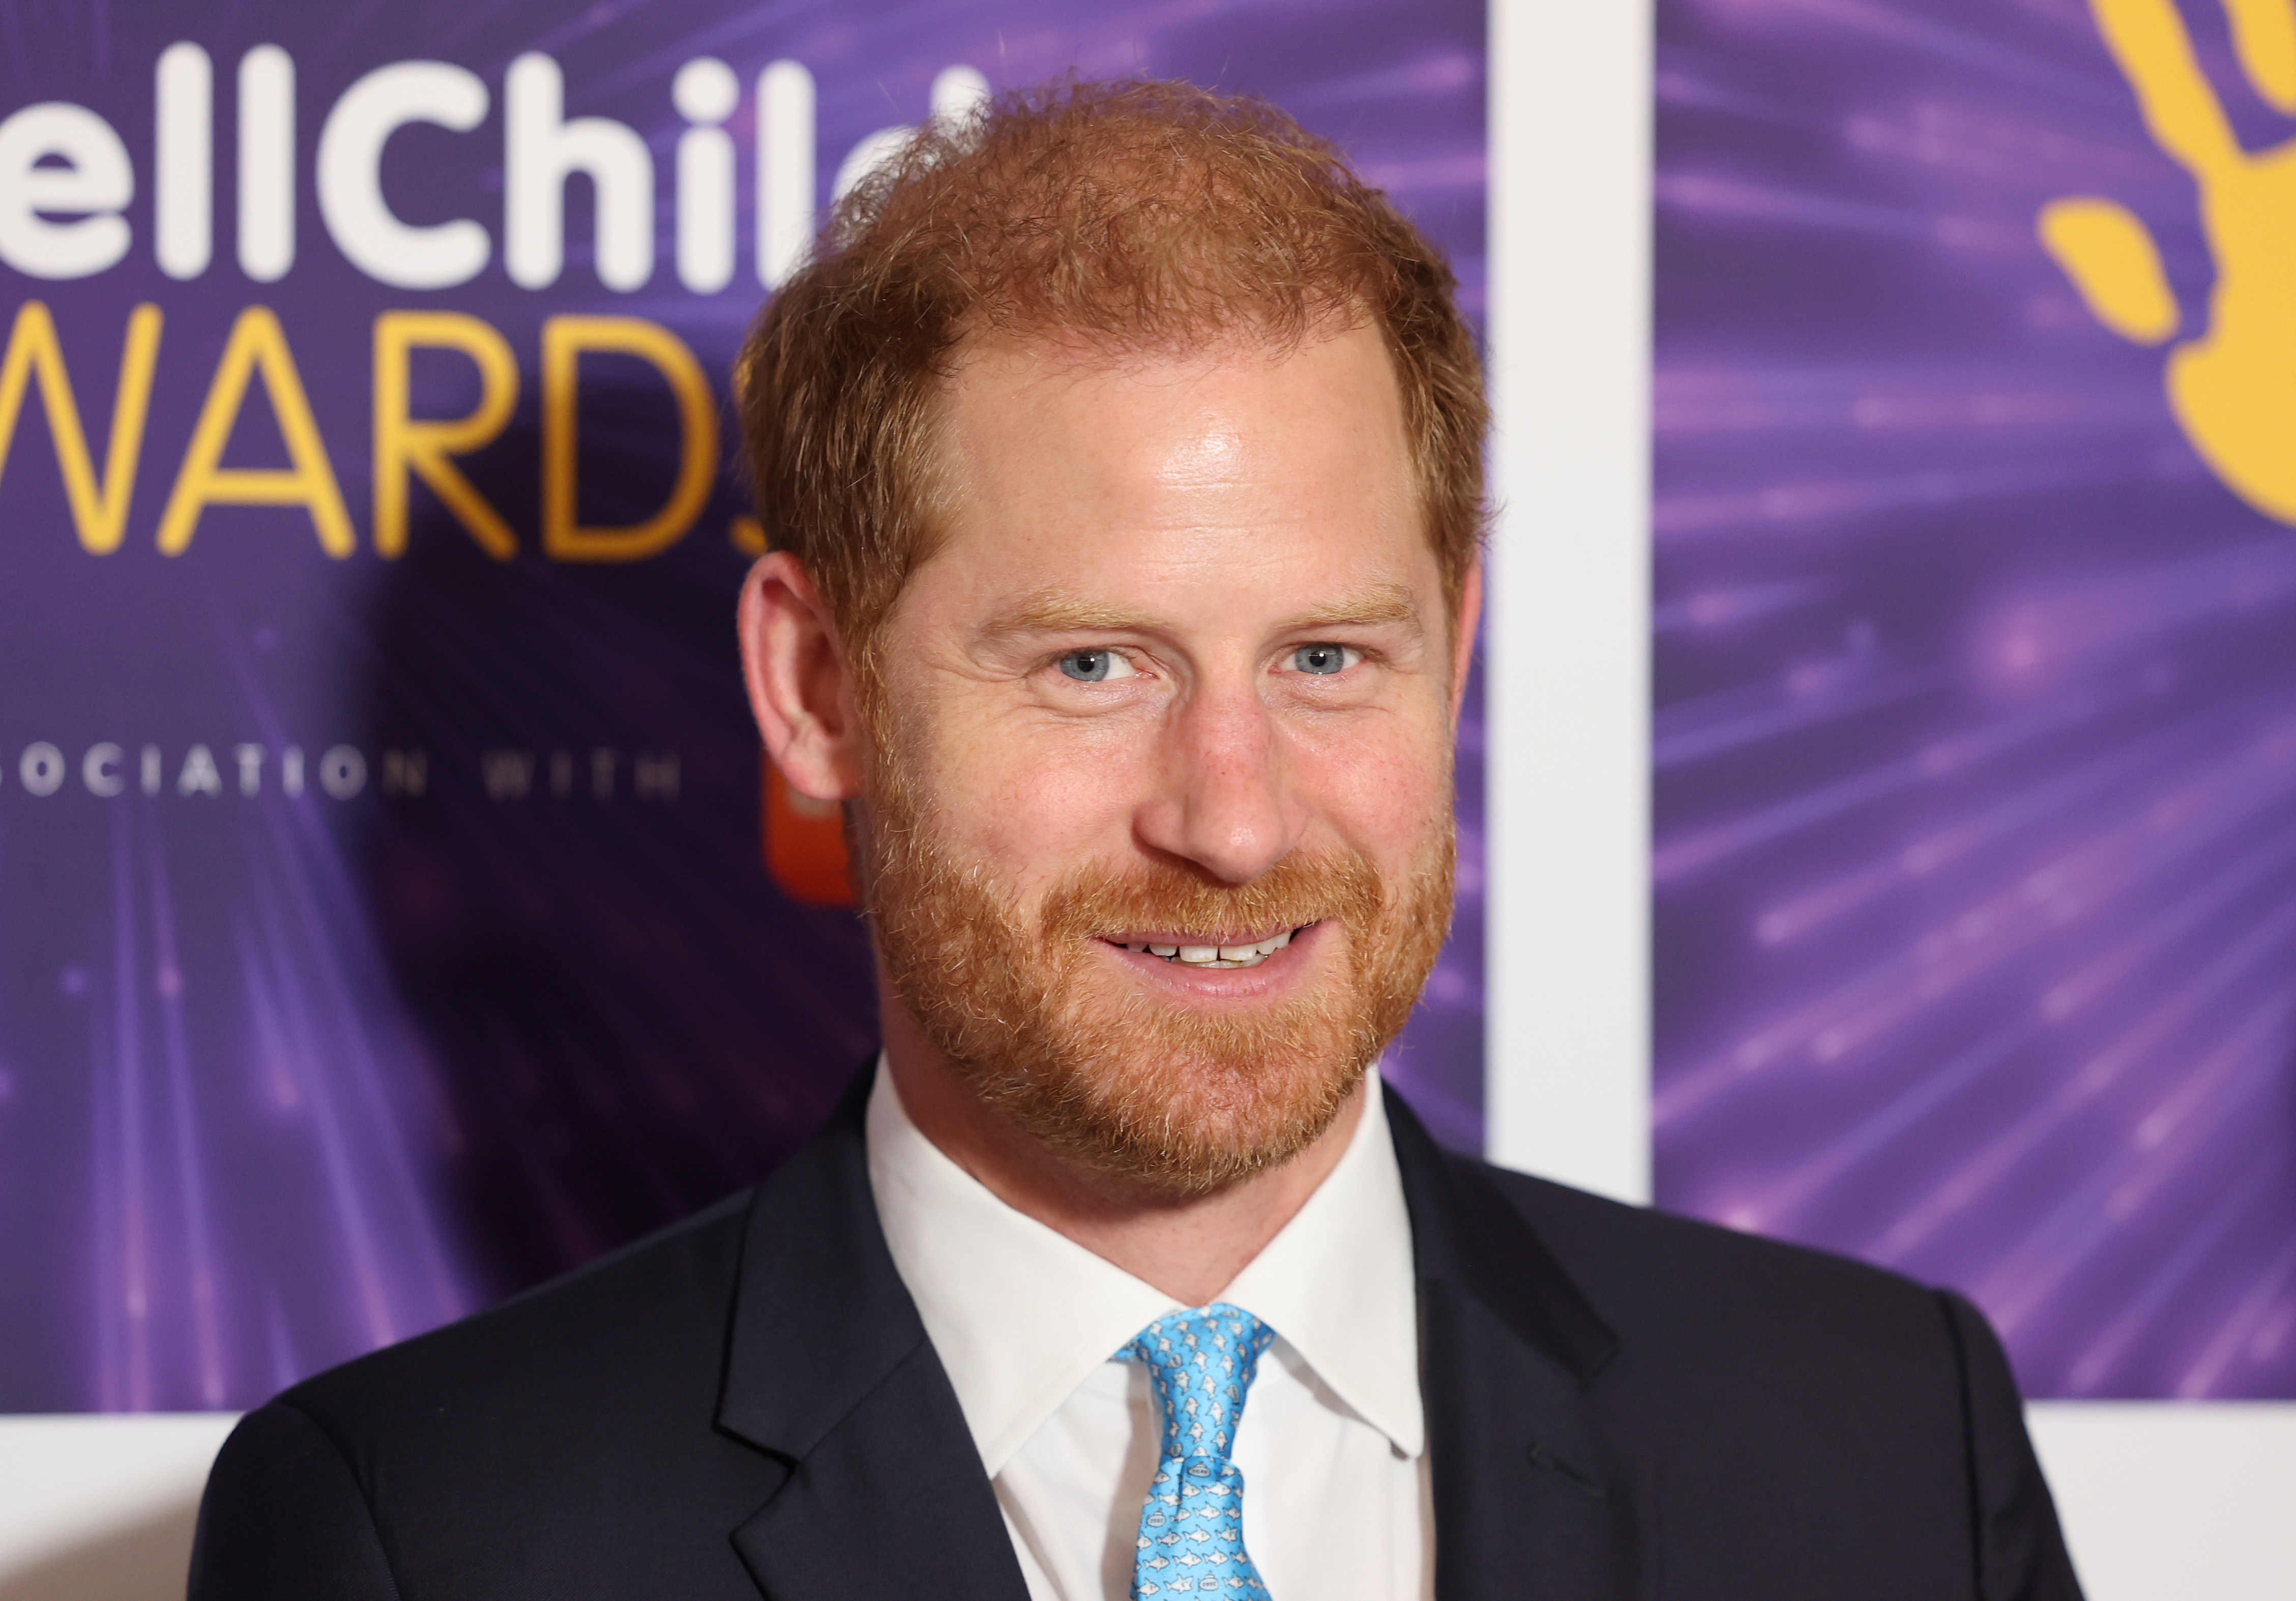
[717,1071,1032,1601]
[1388,1088,1651,1601]
[711,1070,1649,1600]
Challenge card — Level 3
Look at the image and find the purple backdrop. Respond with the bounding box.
[1655,0,2296,1398]
[0,0,1486,1413]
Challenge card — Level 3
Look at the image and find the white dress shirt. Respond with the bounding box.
[866,1058,1432,1601]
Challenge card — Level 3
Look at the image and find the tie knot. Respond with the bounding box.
[1125,1303,1274,1463]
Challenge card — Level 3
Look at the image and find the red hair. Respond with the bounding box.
[737,78,1487,673]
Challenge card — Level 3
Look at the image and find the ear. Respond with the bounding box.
[739,551,865,801]
[1447,557,1483,731]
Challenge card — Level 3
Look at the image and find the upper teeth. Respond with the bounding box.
[1124,929,1296,969]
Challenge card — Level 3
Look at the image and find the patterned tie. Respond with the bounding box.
[1123,1304,1278,1599]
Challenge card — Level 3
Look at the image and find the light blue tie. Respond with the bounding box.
[1123,1304,1277,1599]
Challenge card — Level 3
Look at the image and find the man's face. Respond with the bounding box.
[860,323,1467,1194]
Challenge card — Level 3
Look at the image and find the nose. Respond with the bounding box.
[1132,675,1305,884]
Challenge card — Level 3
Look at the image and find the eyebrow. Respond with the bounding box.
[975,582,1424,643]
[1282,583,1421,633]
[978,592,1158,638]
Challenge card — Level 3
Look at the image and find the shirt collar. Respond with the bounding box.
[1218,1077,1424,1458]
[865,1056,1424,1473]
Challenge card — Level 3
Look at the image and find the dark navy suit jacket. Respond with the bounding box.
[190,1073,2083,1599]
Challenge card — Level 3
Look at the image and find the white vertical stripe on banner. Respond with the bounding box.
[1483,0,1653,1203]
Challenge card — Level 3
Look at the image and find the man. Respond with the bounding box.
[191,81,2082,1600]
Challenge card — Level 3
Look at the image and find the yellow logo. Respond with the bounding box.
[2043,0,2296,522]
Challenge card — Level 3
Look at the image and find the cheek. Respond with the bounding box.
[1291,717,1455,857]
[916,712,1156,883]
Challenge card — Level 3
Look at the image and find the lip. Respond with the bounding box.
[1094,919,1329,1000]
[1103,925,1297,951]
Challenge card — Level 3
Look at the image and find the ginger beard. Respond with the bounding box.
[859,732,1457,1196]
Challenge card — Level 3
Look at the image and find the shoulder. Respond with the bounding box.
[1441,1158,2077,1597]
[1451,1152,1977,1419]
[282,1187,755,1446]
[196,1191,784,1599]
[246,1186,776,1565]
[1477,1156,1947,1338]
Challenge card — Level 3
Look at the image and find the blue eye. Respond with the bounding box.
[1292,644,1352,675]
[1059,650,1113,681]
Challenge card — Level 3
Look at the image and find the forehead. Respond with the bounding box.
[917,324,1426,610]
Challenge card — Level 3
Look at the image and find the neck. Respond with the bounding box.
[878,1003,1366,1307]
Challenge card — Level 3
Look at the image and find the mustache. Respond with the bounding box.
[1039,849,1386,946]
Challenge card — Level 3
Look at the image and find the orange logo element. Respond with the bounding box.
[762,753,855,907]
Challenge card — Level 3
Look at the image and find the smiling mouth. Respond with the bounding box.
[1110,926,1303,970]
